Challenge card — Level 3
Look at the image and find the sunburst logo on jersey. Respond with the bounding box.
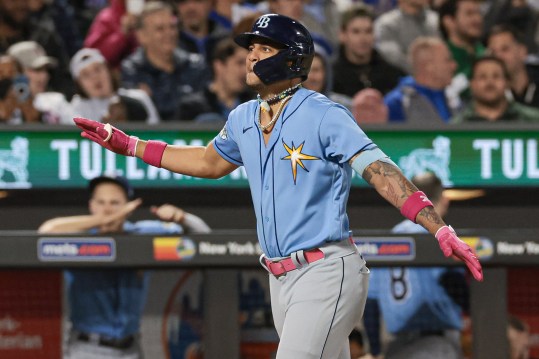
[281,139,320,184]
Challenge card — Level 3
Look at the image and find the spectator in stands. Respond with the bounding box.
[508,315,531,359]
[303,50,330,94]
[0,55,42,124]
[121,1,210,121]
[178,36,253,122]
[28,0,82,57]
[451,56,539,123]
[0,0,73,97]
[333,5,405,98]
[83,0,141,70]
[210,0,237,30]
[70,0,109,39]
[267,0,339,55]
[70,47,160,124]
[351,88,389,124]
[232,11,263,36]
[7,41,71,124]
[38,174,211,359]
[303,42,353,108]
[8,41,57,96]
[350,0,398,16]
[438,0,485,100]
[176,0,231,64]
[364,171,469,359]
[267,0,304,26]
[487,25,539,108]
[374,0,440,73]
[299,0,341,54]
[384,37,457,124]
[482,0,539,55]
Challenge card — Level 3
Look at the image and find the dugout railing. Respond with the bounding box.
[0,229,536,359]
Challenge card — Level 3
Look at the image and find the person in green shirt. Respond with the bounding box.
[439,0,485,100]
[451,56,539,123]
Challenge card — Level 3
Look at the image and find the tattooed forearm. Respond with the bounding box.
[395,171,417,198]
[417,206,444,226]
[363,161,400,184]
[363,161,417,208]
[385,183,400,208]
[361,159,447,235]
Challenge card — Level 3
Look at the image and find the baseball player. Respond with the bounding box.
[365,172,468,358]
[73,14,483,359]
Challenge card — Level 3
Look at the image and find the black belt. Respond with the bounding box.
[77,332,135,349]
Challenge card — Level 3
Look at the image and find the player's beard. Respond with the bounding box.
[248,82,265,93]
[246,72,265,92]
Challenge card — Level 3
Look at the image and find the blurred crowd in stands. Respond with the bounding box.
[1,0,539,125]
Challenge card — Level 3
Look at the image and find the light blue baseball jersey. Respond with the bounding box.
[66,220,183,338]
[367,220,463,333]
[213,88,376,258]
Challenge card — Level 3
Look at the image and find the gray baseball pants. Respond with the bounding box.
[265,239,369,359]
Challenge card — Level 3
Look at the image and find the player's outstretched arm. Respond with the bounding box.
[74,117,238,179]
[360,160,483,281]
[135,140,236,179]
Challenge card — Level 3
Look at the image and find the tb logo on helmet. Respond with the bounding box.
[255,16,271,28]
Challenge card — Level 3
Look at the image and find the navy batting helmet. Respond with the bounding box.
[234,14,314,84]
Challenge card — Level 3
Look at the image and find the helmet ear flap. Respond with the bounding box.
[284,48,300,73]
[286,48,314,80]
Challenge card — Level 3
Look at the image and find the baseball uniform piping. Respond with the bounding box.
[319,257,345,358]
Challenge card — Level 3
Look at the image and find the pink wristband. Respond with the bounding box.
[400,191,433,223]
[142,140,168,168]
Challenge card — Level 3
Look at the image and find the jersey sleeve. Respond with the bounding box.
[319,105,376,163]
[212,113,243,166]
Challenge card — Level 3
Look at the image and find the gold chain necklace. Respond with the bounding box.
[258,96,291,132]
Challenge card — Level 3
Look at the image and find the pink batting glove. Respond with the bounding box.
[436,225,483,281]
[73,117,138,156]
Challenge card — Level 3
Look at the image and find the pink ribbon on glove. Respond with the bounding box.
[74,117,138,156]
[436,225,483,281]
